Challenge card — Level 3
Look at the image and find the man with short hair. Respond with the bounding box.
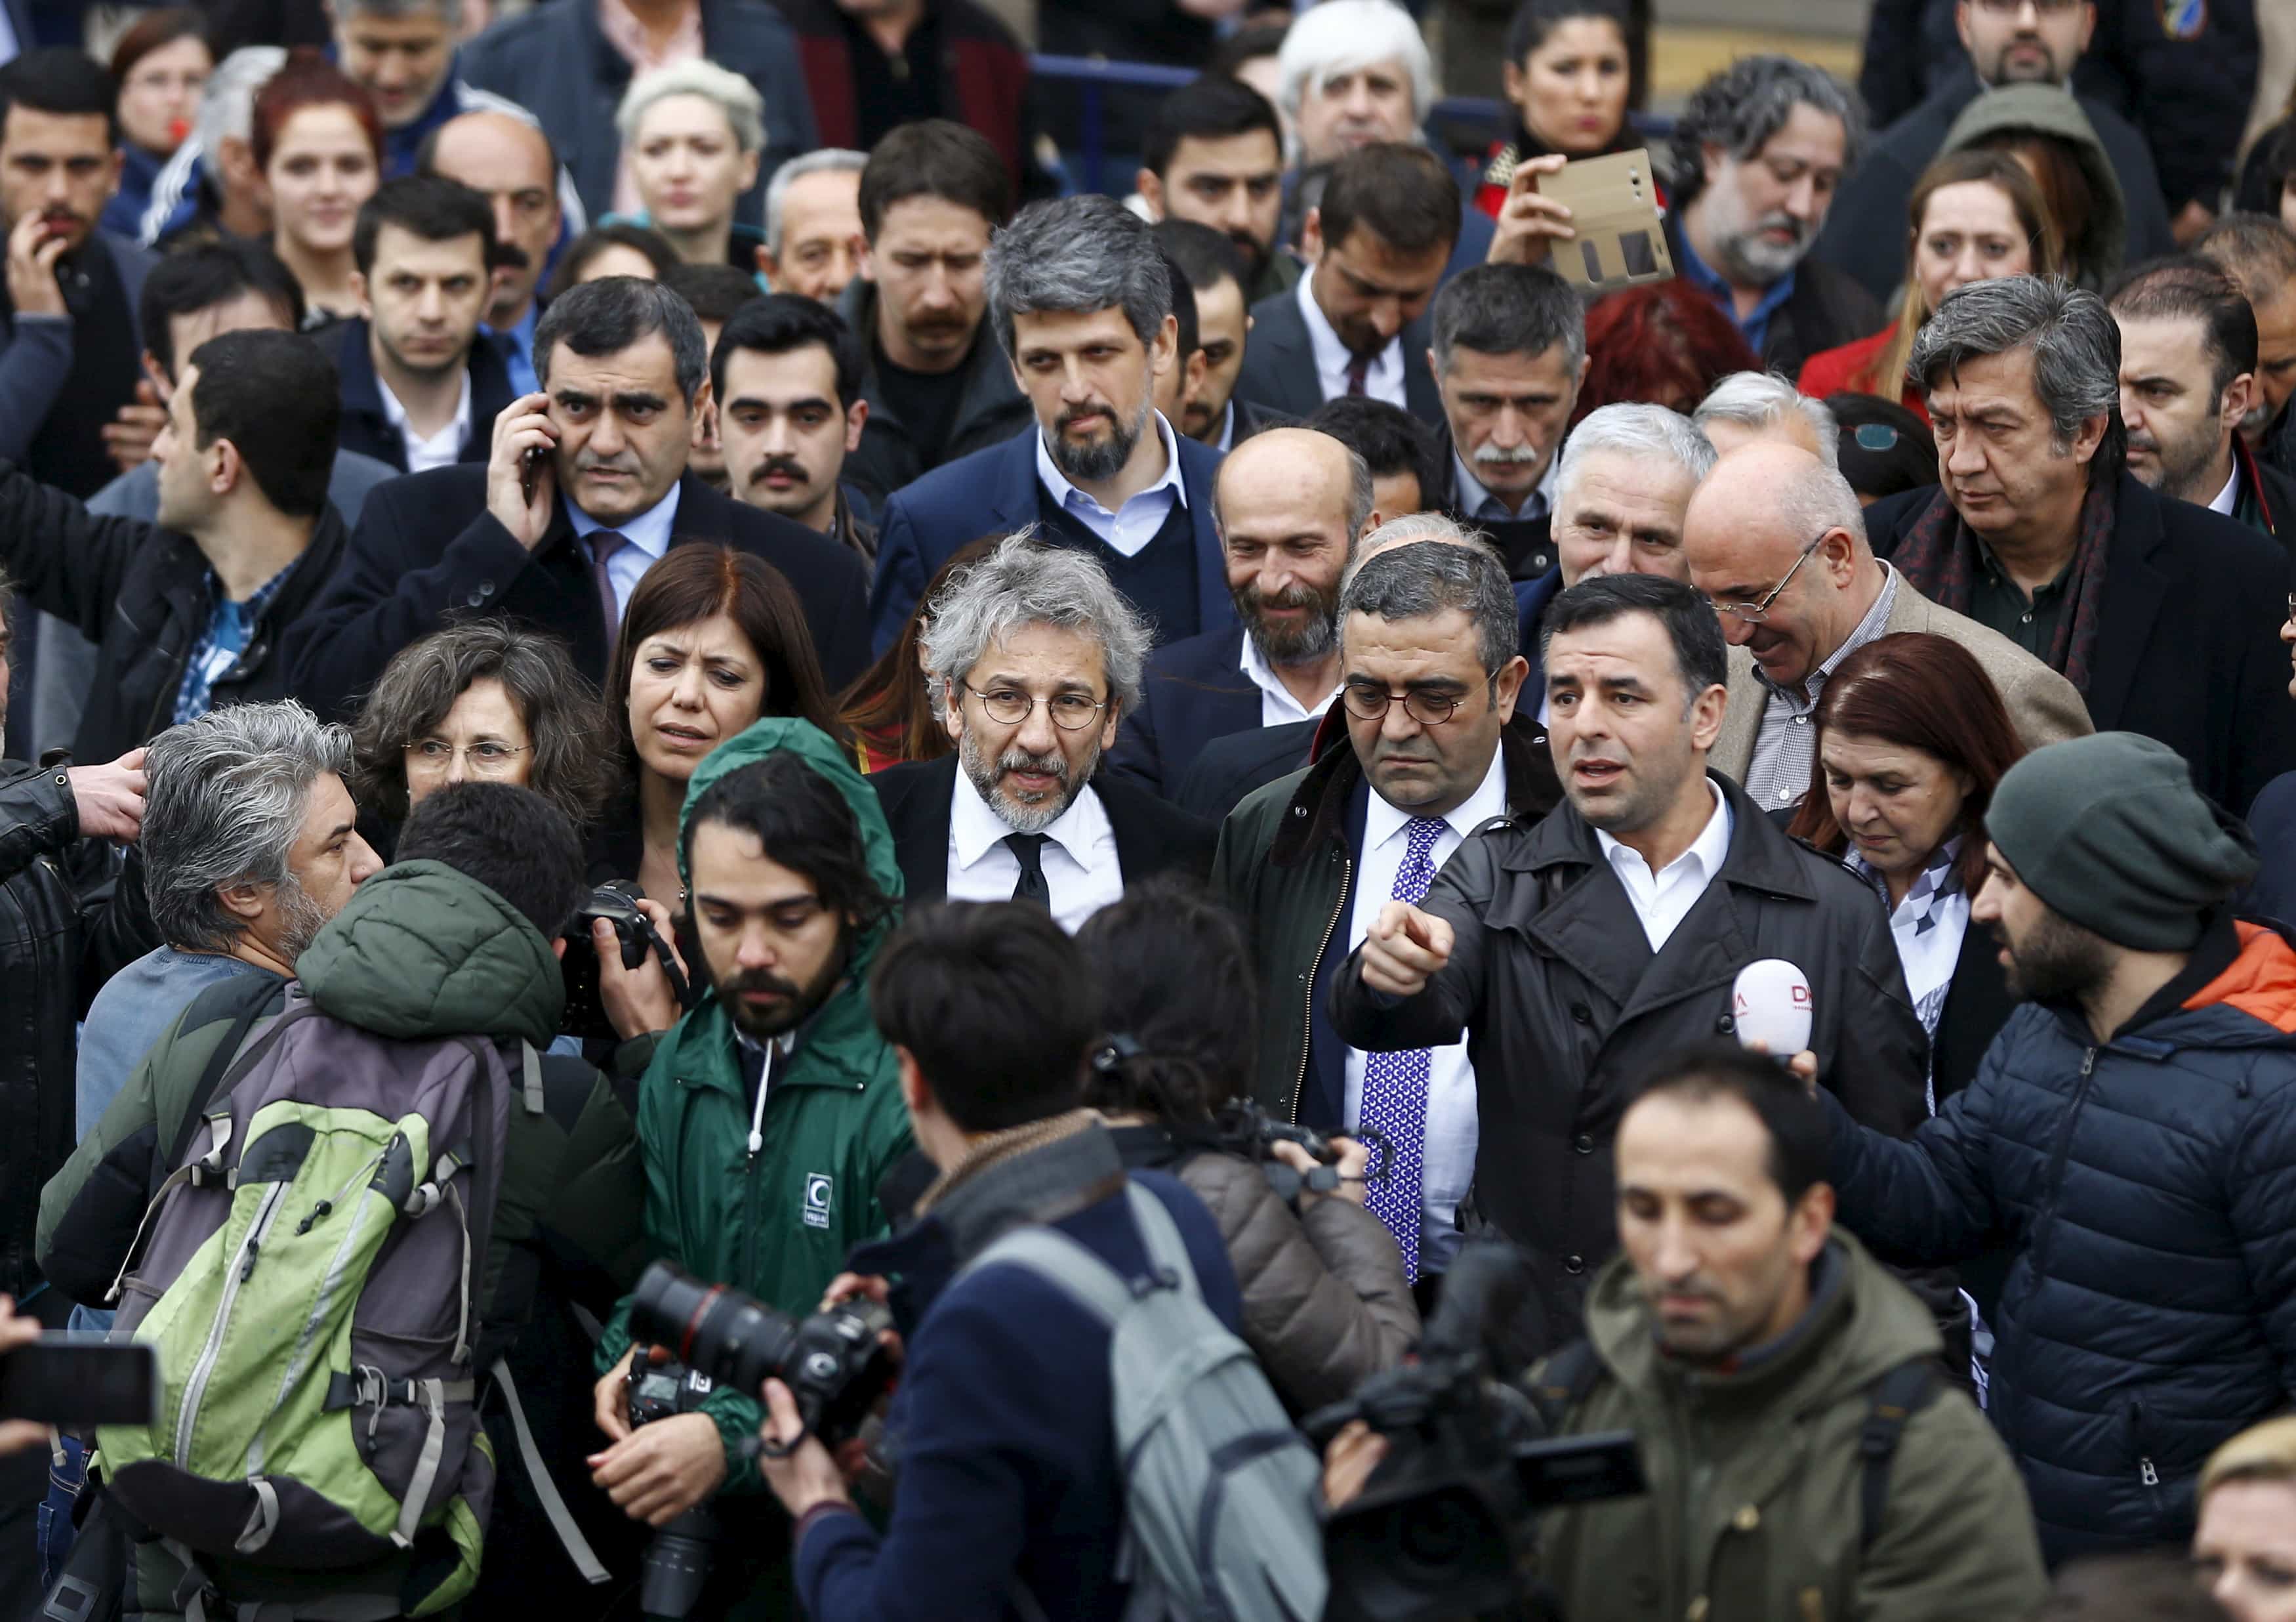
[1235,143,1458,426]
[418,109,564,395]
[1331,573,1927,1336]
[1814,730,2296,1562]
[337,175,514,474]
[1866,274,2295,813]
[663,260,764,491]
[1664,56,1881,383]
[1689,441,2089,808]
[1324,1046,2051,1617]
[1152,218,1279,453]
[1694,370,1841,466]
[1138,75,1295,305]
[613,60,766,271]
[714,293,876,563]
[836,119,1028,505]
[2110,255,2296,540]
[1109,427,1370,797]
[292,276,871,715]
[1427,262,1586,581]
[758,148,865,302]
[1301,396,1441,524]
[869,194,1231,652]
[873,533,1215,926]
[2194,213,2296,480]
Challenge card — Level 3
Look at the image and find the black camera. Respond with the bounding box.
[1304,1239,1647,1622]
[627,1261,897,1458]
[560,883,694,1041]
[1205,1098,1393,1201]
[623,1359,723,1622]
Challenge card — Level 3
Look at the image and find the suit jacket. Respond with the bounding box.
[867,425,1235,655]
[1104,624,1269,798]
[1232,279,1443,428]
[1175,717,1321,823]
[1866,472,2296,816]
[331,317,516,475]
[286,466,870,720]
[1710,570,2095,787]
[868,753,1217,903]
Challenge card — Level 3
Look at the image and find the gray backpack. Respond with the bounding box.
[964,1180,1330,1622]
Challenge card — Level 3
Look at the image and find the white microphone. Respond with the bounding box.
[1732,959,1813,1056]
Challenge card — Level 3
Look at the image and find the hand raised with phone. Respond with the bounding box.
[487,392,559,551]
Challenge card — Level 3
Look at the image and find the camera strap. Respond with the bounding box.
[485,1358,610,1585]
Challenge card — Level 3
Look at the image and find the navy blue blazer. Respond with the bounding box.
[865,425,1234,656]
[1103,624,1262,797]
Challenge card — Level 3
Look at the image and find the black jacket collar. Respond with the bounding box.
[1268,706,1561,867]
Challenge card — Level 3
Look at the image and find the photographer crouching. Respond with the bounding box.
[1319,1047,2047,1622]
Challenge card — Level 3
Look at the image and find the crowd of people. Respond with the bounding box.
[1,0,2295,1613]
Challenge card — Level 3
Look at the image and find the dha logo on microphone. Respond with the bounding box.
[803,1173,834,1229]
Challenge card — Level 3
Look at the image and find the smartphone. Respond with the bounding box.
[0,1335,157,1427]
[520,444,548,506]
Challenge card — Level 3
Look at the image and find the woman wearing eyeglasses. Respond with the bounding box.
[1797,150,2062,421]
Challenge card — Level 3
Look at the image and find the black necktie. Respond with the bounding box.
[1005,833,1052,908]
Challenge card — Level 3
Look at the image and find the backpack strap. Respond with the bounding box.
[165,978,291,1169]
[487,1357,609,1586]
[1857,1357,1941,1556]
[1523,1339,1607,1434]
[958,1182,1195,1326]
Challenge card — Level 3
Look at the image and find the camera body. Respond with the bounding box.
[623,1358,722,1621]
[560,883,692,1040]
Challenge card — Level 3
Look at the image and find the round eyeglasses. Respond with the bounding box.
[960,682,1109,731]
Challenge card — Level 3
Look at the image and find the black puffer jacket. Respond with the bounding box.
[1825,915,2296,1564]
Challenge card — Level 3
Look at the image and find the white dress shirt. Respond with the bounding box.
[1239,632,1338,727]
[2211,464,2240,516]
[377,368,473,475]
[1298,270,1403,409]
[567,480,682,627]
[1452,447,1558,524]
[1596,780,1734,952]
[1342,747,1507,1264]
[1034,411,1187,558]
[1214,401,1238,453]
[945,765,1124,932]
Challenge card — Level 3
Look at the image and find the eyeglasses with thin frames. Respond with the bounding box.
[960,681,1109,732]
[1709,531,1830,626]
[403,739,530,776]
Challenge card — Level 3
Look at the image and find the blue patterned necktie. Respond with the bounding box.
[1360,816,1447,1283]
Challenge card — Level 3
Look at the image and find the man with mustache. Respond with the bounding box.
[1662,56,1881,386]
[868,192,1233,655]
[871,533,1215,930]
[1137,75,1296,308]
[418,110,564,398]
[1330,572,1927,1335]
[716,294,878,566]
[1686,441,2087,810]
[1428,262,1585,583]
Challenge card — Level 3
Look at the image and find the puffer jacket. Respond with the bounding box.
[1107,1125,1418,1415]
[1825,915,2296,1564]
[1533,1230,2047,1621]
[1329,770,1929,1346]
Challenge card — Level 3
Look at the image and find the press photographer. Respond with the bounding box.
[1321,1046,2047,1622]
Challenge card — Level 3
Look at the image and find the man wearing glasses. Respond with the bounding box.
[871,533,1217,930]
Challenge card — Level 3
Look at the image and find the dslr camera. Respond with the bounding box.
[623,1359,724,1622]
[560,882,694,1040]
[1304,1239,1646,1622]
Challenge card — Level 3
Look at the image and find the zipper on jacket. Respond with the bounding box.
[174,1180,291,1468]
[1290,856,1353,1125]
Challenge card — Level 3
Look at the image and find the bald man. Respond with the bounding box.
[1683,442,2089,810]
[1107,428,1376,797]
[419,110,564,394]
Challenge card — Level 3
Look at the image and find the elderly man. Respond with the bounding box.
[1427,263,1585,582]
[869,193,1229,653]
[871,533,1216,928]
[1688,441,2091,809]
[1107,427,1371,797]
[1866,275,2295,812]
[758,148,865,303]
[1215,525,1558,1283]
[1662,56,1879,382]
[1694,371,1840,465]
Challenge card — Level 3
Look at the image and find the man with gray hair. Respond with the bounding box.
[1684,439,2088,808]
[1427,263,1587,581]
[759,148,866,304]
[1663,56,1881,383]
[1215,529,1557,1283]
[872,531,1215,930]
[1866,274,2295,812]
[869,194,1232,654]
[1694,371,1841,468]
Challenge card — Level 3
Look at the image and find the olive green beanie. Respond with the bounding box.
[1984,733,2258,951]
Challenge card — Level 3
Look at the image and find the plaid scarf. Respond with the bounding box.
[1889,477,2119,695]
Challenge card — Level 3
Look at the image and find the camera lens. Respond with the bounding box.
[629,1262,798,1398]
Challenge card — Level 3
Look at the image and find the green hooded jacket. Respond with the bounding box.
[592,718,914,1494]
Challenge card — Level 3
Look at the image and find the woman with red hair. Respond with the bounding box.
[250,51,382,326]
[1572,278,1759,425]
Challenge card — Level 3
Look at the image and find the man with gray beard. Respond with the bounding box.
[869,531,1217,930]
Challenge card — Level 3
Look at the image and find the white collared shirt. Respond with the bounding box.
[567,481,682,627]
[1215,401,1238,454]
[1239,631,1338,727]
[1033,411,1188,558]
[1596,779,1734,952]
[1299,268,1403,409]
[377,367,473,476]
[1452,447,1558,524]
[1342,747,1508,1266]
[2211,464,2240,516]
[945,764,1124,932]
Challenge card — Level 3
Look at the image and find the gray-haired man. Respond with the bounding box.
[760,149,866,304]
[871,531,1216,930]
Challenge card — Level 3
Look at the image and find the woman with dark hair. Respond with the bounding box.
[348,621,613,852]
[1076,879,1418,1417]
[1572,278,1760,422]
[1828,393,1938,505]
[104,9,211,241]
[1787,632,2026,1110]
[836,537,996,773]
[542,222,680,305]
[1475,0,1639,222]
[597,544,839,898]
[249,51,382,324]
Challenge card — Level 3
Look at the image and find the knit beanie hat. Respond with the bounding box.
[1984,734,2258,951]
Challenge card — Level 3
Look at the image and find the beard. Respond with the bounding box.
[1996,908,2115,1003]
[1048,393,1151,485]
[2127,424,2223,505]
[960,726,1094,834]
[1233,576,1340,667]
[712,923,848,1041]
[274,876,334,967]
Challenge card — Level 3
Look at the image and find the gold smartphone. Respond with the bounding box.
[1538,149,1673,294]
